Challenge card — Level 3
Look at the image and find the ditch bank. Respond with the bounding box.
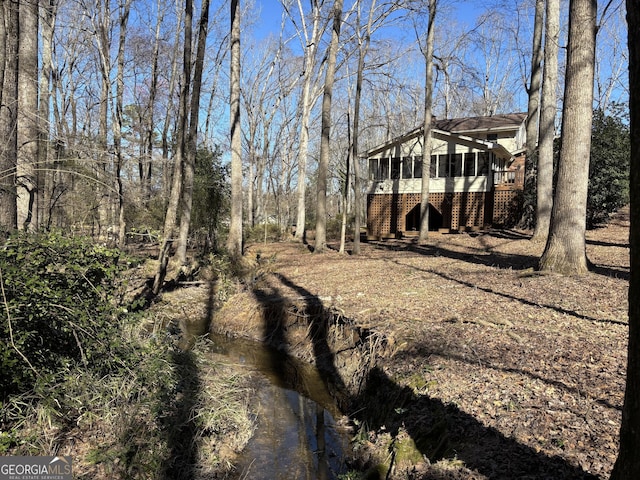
[149,239,610,480]
[207,275,449,478]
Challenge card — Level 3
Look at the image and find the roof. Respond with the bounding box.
[434,113,527,133]
[365,113,527,159]
[366,127,513,159]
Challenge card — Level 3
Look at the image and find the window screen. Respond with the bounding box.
[414,156,423,178]
[402,157,413,179]
[452,153,463,177]
[464,153,476,176]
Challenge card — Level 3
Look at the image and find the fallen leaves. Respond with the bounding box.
[236,208,630,479]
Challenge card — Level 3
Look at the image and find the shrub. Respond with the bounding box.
[588,107,630,227]
[245,222,287,243]
[191,145,230,251]
[0,231,126,395]
[326,215,355,241]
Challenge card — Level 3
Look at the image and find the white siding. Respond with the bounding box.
[369,176,490,194]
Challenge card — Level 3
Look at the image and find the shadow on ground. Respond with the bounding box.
[369,229,629,280]
[250,270,599,479]
[158,280,217,479]
[383,256,627,327]
[161,348,201,480]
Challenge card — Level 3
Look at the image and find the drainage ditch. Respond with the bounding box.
[208,333,352,479]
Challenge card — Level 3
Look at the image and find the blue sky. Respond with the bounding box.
[252,0,486,38]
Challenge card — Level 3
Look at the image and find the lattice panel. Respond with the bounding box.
[367,191,491,237]
[367,194,391,237]
[456,192,486,229]
[493,189,519,225]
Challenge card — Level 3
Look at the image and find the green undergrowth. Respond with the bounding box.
[0,231,255,478]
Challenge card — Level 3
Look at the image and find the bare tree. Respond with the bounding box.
[177,0,211,265]
[39,0,58,230]
[160,6,185,201]
[521,0,544,229]
[112,0,132,248]
[539,0,597,275]
[242,30,291,230]
[314,0,344,253]
[16,0,39,230]
[610,2,640,476]
[92,0,114,238]
[154,0,193,294]
[227,0,243,258]
[291,0,326,242]
[595,2,628,113]
[418,0,437,244]
[432,21,471,119]
[141,0,168,203]
[473,12,521,116]
[338,0,399,254]
[0,0,18,230]
[531,0,559,243]
[338,91,352,254]
[343,0,378,254]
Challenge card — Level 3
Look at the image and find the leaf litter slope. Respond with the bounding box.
[247,208,629,479]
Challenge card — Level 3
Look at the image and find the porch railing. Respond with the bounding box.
[493,169,524,188]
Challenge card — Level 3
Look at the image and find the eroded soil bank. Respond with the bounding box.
[161,209,629,479]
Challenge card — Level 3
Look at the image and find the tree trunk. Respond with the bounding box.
[418,0,436,243]
[521,0,544,229]
[143,0,166,205]
[177,0,210,265]
[247,146,255,227]
[532,0,559,243]
[95,0,112,238]
[160,6,184,202]
[40,0,57,230]
[539,0,596,275]
[0,0,18,230]
[609,1,640,477]
[153,0,192,294]
[315,0,344,253]
[294,0,322,242]
[227,0,243,258]
[16,0,39,231]
[0,0,5,106]
[349,0,376,255]
[113,1,131,248]
[339,110,351,254]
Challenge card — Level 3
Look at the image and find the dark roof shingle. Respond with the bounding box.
[435,112,527,133]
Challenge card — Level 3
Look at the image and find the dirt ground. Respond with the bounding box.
[214,208,630,479]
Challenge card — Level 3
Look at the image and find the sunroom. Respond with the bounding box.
[365,126,523,237]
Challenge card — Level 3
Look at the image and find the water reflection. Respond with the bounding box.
[208,334,349,480]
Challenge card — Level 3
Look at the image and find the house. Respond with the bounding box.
[366,112,527,238]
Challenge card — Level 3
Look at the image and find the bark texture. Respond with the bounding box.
[153,0,193,294]
[539,0,596,275]
[610,1,640,478]
[350,0,376,255]
[294,1,322,242]
[314,0,343,253]
[16,0,39,230]
[418,0,436,243]
[177,0,210,264]
[521,0,544,229]
[532,0,559,243]
[227,0,243,258]
[0,0,17,230]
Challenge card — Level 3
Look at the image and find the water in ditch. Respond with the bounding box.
[203,332,352,479]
